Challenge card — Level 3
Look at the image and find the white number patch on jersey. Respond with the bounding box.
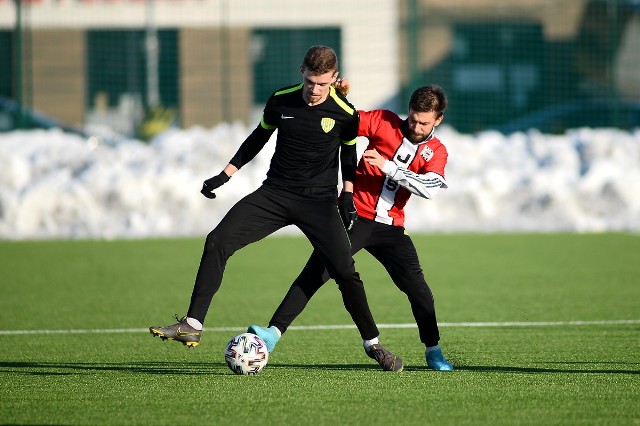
[375,137,418,224]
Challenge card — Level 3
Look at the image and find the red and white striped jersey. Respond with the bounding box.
[354,109,448,227]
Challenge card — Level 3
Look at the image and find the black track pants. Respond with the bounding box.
[269,216,441,346]
[186,185,380,340]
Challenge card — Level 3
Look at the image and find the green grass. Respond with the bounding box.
[1,233,639,425]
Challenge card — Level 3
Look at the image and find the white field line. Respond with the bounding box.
[0,319,638,335]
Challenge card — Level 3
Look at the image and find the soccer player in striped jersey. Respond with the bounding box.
[249,85,454,371]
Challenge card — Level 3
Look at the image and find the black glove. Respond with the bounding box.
[338,191,357,233]
[201,171,230,199]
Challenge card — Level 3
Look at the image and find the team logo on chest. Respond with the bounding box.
[420,146,434,161]
[321,117,335,133]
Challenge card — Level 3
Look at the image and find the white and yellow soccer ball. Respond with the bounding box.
[224,333,269,375]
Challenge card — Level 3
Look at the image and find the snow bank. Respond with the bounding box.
[1,124,638,239]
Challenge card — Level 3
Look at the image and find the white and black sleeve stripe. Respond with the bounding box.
[387,165,448,199]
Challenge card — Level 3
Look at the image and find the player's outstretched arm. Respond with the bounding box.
[201,120,274,200]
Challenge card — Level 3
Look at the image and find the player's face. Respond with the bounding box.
[300,66,338,106]
[406,109,443,143]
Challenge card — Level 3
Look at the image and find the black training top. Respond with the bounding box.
[230,84,359,189]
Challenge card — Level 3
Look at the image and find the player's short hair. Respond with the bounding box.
[410,85,447,118]
[302,45,338,75]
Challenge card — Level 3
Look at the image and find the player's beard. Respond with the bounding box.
[405,128,431,144]
[406,131,425,144]
[403,121,434,144]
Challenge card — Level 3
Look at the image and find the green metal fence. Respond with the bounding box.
[1,0,638,138]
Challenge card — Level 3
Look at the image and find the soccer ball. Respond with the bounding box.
[224,333,269,375]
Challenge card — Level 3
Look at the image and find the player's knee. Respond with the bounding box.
[204,229,232,255]
[407,285,435,308]
[333,269,363,290]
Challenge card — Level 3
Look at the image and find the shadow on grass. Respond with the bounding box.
[436,364,640,375]
[0,361,387,376]
[269,362,640,374]
[0,361,229,376]
[1,361,638,376]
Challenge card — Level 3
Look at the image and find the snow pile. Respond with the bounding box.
[0,124,639,239]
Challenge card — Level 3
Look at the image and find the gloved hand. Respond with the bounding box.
[338,191,357,232]
[200,171,230,199]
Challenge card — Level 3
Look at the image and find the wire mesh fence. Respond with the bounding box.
[1,0,638,139]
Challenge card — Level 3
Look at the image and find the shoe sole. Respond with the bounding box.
[149,328,200,347]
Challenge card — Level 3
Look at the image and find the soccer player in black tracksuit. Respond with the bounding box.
[149,45,403,372]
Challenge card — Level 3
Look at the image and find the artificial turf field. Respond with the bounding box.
[0,233,638,425]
